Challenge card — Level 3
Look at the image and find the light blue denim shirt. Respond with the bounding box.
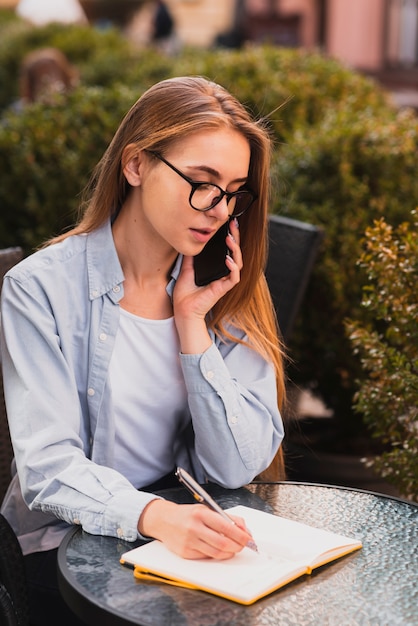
[0,220,283,555]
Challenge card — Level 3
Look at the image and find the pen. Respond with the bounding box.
[175,466,259,553]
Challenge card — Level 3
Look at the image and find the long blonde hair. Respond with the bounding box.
[50,76,287,479]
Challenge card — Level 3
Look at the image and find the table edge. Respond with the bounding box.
[249,480,417,507]
[57,527,138,626]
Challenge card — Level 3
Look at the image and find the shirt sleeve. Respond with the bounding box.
[180,338,284,488]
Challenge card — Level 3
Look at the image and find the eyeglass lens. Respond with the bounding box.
[191,185,253,216]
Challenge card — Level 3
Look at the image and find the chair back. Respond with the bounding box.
[0,248,23,504]
[256,217,322,482]
[0,514,29,626]
[266,215,323,342]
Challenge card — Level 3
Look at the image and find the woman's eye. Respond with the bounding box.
[198,183,216,191]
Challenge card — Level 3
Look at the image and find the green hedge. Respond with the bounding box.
[1,17,416,430]
[0,18,136,110]
[273,107,418,428]
[346,212,418,501]
[171,45,390,142]
[0,84,137,248]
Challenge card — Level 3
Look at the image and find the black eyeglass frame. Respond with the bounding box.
[146,150,257,217]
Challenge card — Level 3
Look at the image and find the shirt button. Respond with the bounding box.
[99,333,107,341]
[113,285,121,293]
[87,388,95,396]
[73,518,80,524]
[230,415,238,424]
[206,370,214,380]
[116,527,124,538]
[91,289,98,297]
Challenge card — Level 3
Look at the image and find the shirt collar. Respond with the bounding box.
[86,220,183,303]
[86,220,124,302]
[166,254,183,299]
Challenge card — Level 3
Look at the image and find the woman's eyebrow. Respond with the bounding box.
[190,164,248,184]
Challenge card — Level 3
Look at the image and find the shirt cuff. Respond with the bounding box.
[102,489,162,542]
[180,342,231,394]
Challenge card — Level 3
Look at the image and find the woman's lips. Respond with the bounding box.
[190,227,215,244]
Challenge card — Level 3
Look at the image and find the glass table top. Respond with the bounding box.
[58,482,418,626]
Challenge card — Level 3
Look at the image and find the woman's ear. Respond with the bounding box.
[122,144,145,186]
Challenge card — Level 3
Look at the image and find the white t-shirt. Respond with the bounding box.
[109,308,189,488]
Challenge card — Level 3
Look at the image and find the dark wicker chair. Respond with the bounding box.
[0,248,29,626]
[1,247,23,505]
[266,215,323,343]
[0,514,29,626]
[257,216,322,482]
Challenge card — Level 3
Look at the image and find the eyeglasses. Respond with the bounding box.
[147,150,256,217]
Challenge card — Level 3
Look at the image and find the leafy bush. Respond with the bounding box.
[273,107,418,430]
[0,18,391,133]
[158,45,391,143]
[0,84,137,249]
[0,19,136,111]
[0,7,18,26]
[346,213,418,501]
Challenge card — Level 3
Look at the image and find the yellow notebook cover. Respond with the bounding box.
[120,505,362,605]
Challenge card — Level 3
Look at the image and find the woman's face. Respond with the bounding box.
[135,128,251,257]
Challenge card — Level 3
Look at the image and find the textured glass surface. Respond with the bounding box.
[59,483,418,625]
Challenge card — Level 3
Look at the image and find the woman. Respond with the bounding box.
[1,76,285,623]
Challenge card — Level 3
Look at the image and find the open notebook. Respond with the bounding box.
[120,505,362,605]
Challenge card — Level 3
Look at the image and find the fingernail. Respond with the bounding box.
[246,539,259,552]
[233,218,239,228]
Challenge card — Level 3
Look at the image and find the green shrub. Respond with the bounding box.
[0,18,136,111]
[346,213,418,501]
[273,107,418,430]
[0,7,18,27]
[0,84,137,250]
[155,45,391,143]
[1,34,395,253]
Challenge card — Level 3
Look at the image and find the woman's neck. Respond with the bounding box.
[112,203,177,319]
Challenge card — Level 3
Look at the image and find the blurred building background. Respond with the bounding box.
[2,1,417,87]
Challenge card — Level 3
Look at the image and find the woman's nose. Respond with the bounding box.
[206,195,230,221]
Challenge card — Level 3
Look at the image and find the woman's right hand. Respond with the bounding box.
[138,498,253,560]
[173,219,242,355]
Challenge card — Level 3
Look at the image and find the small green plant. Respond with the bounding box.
[346,212,418,501]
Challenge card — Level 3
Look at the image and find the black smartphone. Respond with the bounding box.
[194,221,231,286]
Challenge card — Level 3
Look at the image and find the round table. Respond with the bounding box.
[58,482,418,625]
